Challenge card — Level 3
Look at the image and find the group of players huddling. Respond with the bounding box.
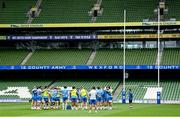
[31,86,113,112]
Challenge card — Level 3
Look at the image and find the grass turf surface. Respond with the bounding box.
[0,103,179,116]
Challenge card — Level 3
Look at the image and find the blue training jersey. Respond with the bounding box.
[36,89,42,97]
[106,89,113,97]
[32,88,37,97]
[103,90,108,98]
[51,89,58,98]
[128,92,133,100]
[61,89,69,98]
[96,89,103,98]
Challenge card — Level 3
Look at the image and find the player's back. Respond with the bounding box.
[62,89,69,98]
[32,88,37,97]
[96,89,103,97]
[37,88,42,96]
[51,89,58,97]
[107,89,113,97]
[103,89,108,97]
[71,89,77,97]
[89,89,97,100]
[128,91,133,100]
[81,88,87,97]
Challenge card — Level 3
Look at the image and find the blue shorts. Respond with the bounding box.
[43,97,49,102]
[90,99,96,105]
[78,96,81,102]
[50,97,54,102]
[102,97,108,102]
[62,97,68,102]
[81,97,87,102]
[56,97,60,101]
[71,97,77,102]
[51,97,59,102]
[107,97,113,102]
[37,96,42,101]
[96,97,102,102]
[129,99,132,103]
[32,96,37,101]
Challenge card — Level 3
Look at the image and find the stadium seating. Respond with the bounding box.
[0,79,119,100]
[0,0,36,24]
[0,80,51,99]
[0,0,180,23]
[33,0,157,23]
[161,48,180,65]
[0,80,50,90]
[1,48,180,65]
[161,81,180,101]
[117,80,148,100]
[97,0,157,22]
[26,49,91,65]
[117,80,180,101]
[92,49,157,65]
[0,49,28,65]
[0,79,179,101]
[33,0,180,23]
[33,0,95,23]
[166,0,180,20]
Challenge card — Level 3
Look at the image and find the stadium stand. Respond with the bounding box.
[0,80,51,99]
[161,48,180,65]
[97,0,156,22]
[0,0,180,23]
[33,0,95,23]
[0,49,29,65]
[32,0,180,23]
[0,95,19,99]
[33,0,157,23]
[0,0,36,24]
[166,0,180,20]
[0,80,50,90]
[92,49,157,65]
[118,80,180,101]
[0,79,179,101]
[26,49,92,65]
[0,78,120,100]
[1,48,180,65]
[124,0,157,22]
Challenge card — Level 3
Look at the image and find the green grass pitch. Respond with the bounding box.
[0,103,179,117]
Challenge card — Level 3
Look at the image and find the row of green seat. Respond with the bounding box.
[161,48,180,65]
[34,0,180,23]
[97,0,156,22]
[92,49,157,65]
[0,0,180,24]
[0,48,180,65]
[33,0,95,23]
[166,0,180,20]
[0,49,28,65]
[26,49,92,65]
